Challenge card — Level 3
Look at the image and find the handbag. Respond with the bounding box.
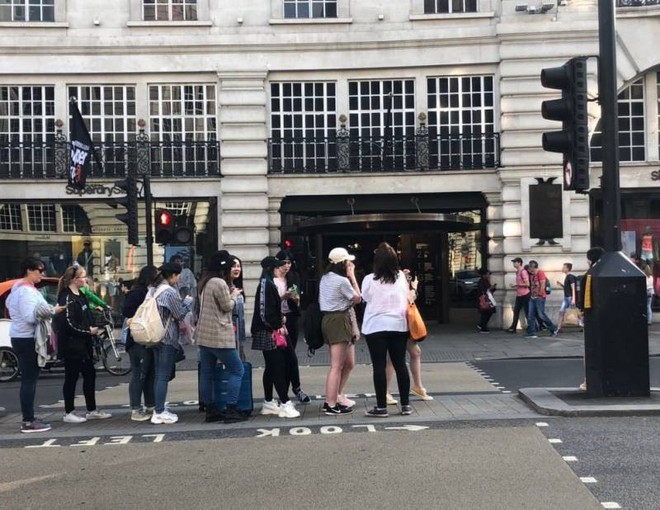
[563,307,581,327]
[478,293,493,312]
[273,330,288,349]
[407,303,427,342]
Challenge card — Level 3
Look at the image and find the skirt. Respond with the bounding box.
[322,310,352,345]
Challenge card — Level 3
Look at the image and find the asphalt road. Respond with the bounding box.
[472,357,660,393]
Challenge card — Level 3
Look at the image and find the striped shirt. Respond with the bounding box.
[319,272,355,312]
[154,283,192,347]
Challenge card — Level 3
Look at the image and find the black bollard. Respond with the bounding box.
[583,251,649,397]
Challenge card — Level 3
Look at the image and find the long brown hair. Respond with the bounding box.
[372,242,399,284]
[57,264,85,296]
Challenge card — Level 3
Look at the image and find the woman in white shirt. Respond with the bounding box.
[361,242,415,418]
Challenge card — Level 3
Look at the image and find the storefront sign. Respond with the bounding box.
[651,170,660,181]
[65,184,125,197]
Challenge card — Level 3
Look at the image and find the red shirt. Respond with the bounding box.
[530,270,547,299]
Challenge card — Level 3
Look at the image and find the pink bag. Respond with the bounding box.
[272,330,287,349]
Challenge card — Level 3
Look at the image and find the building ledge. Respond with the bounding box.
[126,20,213,27]
[409,12,495,21]
[268,17,353,25]
[0,21,69,28]
[617,6,660,17]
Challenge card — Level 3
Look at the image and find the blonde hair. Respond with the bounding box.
[57,264,86,296]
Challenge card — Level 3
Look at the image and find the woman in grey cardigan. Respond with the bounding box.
[195,251,246,424]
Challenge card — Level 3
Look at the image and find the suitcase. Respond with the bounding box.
[198,361,253,414]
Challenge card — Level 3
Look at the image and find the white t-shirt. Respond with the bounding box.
[360,271,408,335]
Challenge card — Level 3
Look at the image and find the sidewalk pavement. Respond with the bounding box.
[2,322,660,438]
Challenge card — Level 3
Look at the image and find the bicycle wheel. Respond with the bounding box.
[103,344,131,376]
[0,348,20,382]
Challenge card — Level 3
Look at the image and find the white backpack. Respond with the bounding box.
[129,285,172,345]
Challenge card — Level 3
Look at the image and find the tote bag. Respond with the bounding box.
[407,303,427,342]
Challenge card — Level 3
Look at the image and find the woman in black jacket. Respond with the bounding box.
[251,256,300,419]
[122,265,158,422]
[56,264,112,424]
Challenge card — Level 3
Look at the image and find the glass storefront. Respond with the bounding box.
[0,198,216,324]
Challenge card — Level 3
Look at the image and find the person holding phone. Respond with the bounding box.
[319,247,361,415]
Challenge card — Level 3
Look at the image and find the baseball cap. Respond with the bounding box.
[511,257,523,264]
[328,247,355,264]
[261,256,287,269]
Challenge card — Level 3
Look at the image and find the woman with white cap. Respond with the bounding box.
[319,247,361,415]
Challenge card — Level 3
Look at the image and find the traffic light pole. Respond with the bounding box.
[143,174,154,268]
[598,0,621,252]
[581,0,649,398]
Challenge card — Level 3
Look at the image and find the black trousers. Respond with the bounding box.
[479,308,495,331]
[262,348,289,404]
[365,331,410,409]
[509,294,530,330]
[63,358,97,414]
[284,313,301,392]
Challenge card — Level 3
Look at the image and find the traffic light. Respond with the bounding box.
[155,209,173,244]
[540,57,589,193]
[114,175,139,245]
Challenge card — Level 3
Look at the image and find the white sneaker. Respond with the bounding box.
[86,409,112,420]
[260,400,280,416]
[151,410,178,424]
[278,400,301,419]
[63,412,87,424]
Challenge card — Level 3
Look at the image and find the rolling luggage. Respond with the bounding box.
[198,361,253,414]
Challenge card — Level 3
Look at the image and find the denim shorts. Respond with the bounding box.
[559,296,572,312]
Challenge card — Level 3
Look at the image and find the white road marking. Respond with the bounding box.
[384,425,429,432]
[535,422,549,427]
[0,474,60,493]
[562,456,578,462]
[548,438,563,444]
[601,503,621,509]
[580,477,598,483]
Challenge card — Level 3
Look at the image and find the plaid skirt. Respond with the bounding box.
[251,329,276,351]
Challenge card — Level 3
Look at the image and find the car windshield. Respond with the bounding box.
[457,271,479,279]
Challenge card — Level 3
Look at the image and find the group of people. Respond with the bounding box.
[8,257,114,433]
[476,258,580,337]
[8,243,435,433]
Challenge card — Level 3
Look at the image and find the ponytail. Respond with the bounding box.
[57,264,84,296]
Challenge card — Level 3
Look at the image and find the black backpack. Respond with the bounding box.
[303,302,324,355]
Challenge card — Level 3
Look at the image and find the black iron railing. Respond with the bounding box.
[616,0,660,6]
[0,139,221,179]
[267,133,500,174]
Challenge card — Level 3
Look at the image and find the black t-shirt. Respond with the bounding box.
[563,274,577,298]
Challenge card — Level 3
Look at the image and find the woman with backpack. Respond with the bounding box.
[251,256,300,419]
[196,251,247,424]
[56,264,112,424]
[150,262,192,425]
[122,265,158,422]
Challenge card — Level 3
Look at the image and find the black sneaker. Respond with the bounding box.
[365,407,389,418]
[400,405,413,416]
[323,402,353,415]
[223,404,249,424]
[295,388,311,404]
[506,328,516,333]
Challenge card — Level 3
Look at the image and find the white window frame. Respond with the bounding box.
[26,203,56,233]
[142,0,198,21]
[283,0,337,18]
[423,0,478,14]
[409,0,494,19]
[348,79,417,137]
[0,0,54,22]
[68,85,137,143]
[270,0,351,22]
[0,203,22,231]
[128,0,210,25]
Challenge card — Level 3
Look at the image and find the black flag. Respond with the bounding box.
[69,98,102,190]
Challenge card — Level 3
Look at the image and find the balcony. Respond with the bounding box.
[268,132,500,174]
[616,0,660,6]
[0,138,221,180]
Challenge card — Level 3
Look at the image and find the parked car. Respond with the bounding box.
[449,270,480,299]
[0,277,60,382]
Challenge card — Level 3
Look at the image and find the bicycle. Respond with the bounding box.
[92,308,131,376]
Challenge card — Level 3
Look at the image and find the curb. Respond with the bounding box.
[518,387,660,417]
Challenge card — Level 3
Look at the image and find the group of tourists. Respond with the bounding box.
[8,242,433,432]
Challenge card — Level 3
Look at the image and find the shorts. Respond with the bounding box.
[559,296,572,313]
[321,310,352,345]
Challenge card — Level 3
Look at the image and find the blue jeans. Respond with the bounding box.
[199,346,244,406]
[527,298,557,334]
[11,337,41,423]
[128,344,155,410]
[647,292,653,325]
[153,343,179,413]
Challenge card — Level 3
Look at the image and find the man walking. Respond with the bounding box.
[525,260,558,338]
[556,262,577,333]
[507,257,530,333]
